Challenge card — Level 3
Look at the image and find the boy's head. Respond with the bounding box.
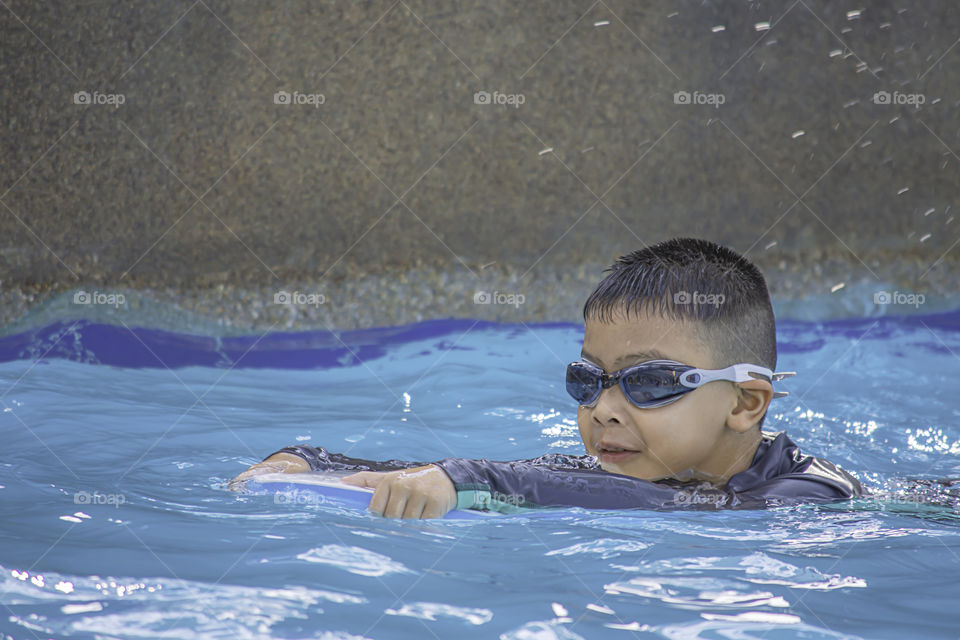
[576,237,779,486]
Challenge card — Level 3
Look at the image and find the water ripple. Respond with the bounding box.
[296,544,413,577]
[384,601,493,625]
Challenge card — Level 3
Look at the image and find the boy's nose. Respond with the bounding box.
[591,383,632,417]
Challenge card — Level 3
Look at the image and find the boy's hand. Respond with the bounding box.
[227,453,310,491]
[341,465,457,519]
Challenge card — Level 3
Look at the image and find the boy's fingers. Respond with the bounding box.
[364,477,401,518]
[421,498,449,519]
[339,472,364,486]
[402,495,429,520]
[381,485,410,519]
[357,469,453,519]
[368,482,392,516]
[227,462,285,490]
[341,472,382,488]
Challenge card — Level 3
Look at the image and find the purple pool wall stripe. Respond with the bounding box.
[0,311,957,369]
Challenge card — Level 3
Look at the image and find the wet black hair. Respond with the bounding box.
[582,237,777,427]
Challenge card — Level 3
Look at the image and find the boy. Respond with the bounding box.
[229,237,864,518]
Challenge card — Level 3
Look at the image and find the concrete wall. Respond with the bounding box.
[1,1,958,328]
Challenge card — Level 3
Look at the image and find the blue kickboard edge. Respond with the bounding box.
[248,472,501,520]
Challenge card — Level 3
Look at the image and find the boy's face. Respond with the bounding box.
[577,306,760,485]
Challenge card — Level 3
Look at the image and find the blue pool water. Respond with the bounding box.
[2,313,960,639]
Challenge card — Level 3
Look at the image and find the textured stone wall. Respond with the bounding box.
[1,1,958,328]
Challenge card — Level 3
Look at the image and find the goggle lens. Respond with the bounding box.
[622,366,687,405]
[565,362,600,405]
[565,361,692,408]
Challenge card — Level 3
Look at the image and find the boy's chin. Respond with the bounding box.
[599,460,670,482]
[599,459,640,476]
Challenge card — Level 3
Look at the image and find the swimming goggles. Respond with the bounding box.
[565,359,796,409]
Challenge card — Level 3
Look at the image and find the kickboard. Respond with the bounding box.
[249,472,501,519]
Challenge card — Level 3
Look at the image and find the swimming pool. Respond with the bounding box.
[1,312,959,639]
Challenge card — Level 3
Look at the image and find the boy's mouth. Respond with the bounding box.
[596,443,641,463]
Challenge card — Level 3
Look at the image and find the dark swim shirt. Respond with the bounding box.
[262,430,865,514]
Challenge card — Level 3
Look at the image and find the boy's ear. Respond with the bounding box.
[727,380,773,432]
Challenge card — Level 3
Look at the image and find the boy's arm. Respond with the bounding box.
[230,445,601,500]
[227,452,312,490]
[228,445,405,490]
[431,457,686,513]
[261,445,600,474]
[730,472,863,509]
[726,454,865,508]
[260,445,434,472]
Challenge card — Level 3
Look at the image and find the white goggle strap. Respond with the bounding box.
[679,365,796,399]
[769,370,796,398]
